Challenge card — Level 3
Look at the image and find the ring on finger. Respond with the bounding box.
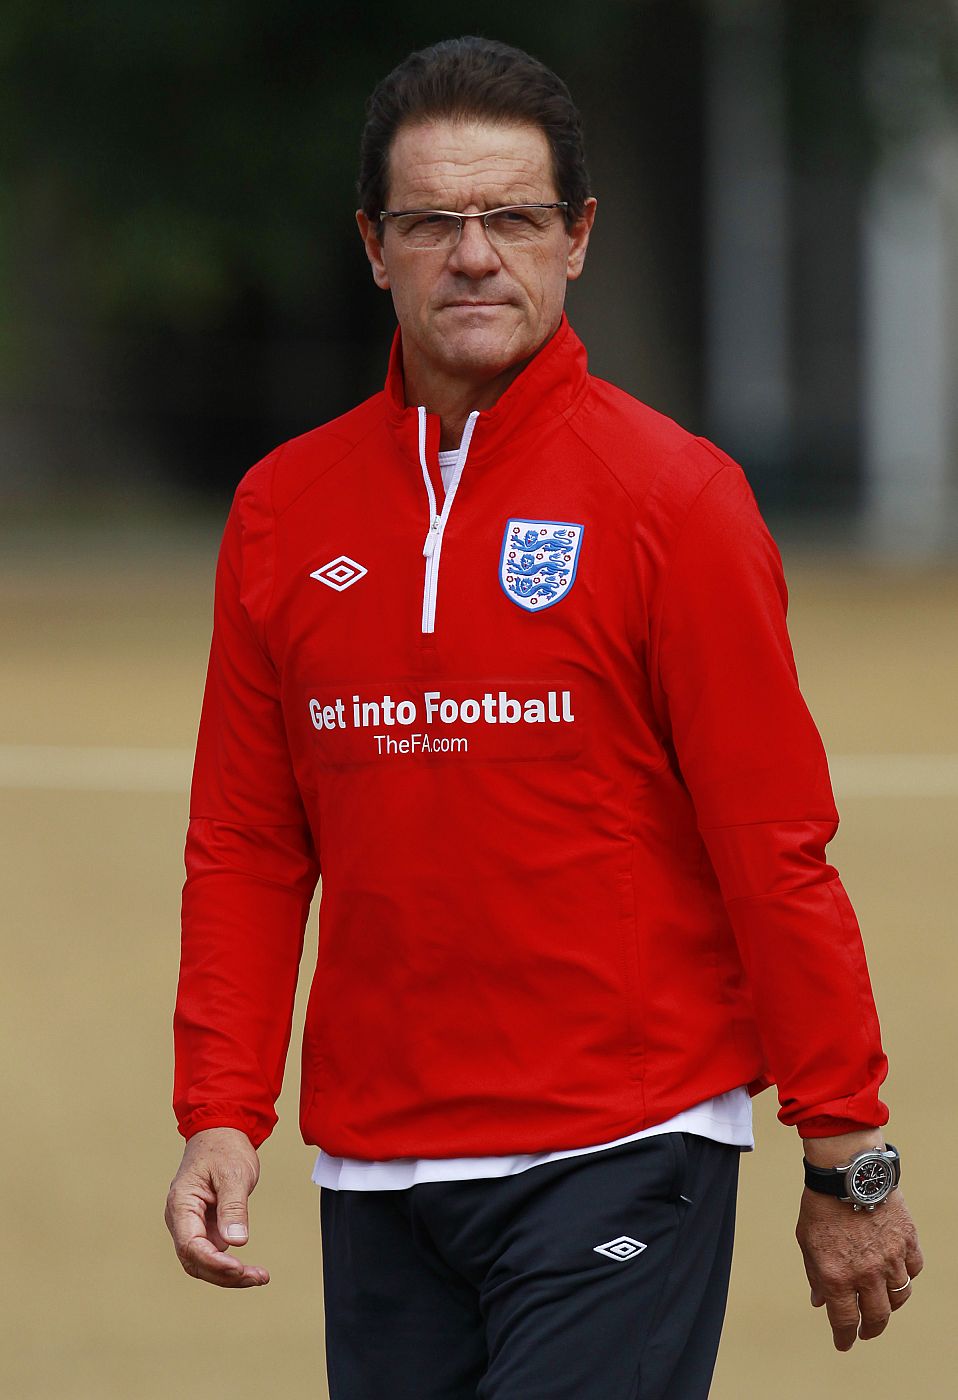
[888,1275,912,1294]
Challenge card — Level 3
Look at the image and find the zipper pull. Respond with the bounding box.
[423,515,441,558]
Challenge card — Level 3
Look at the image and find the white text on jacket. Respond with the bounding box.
[308,689,576,730]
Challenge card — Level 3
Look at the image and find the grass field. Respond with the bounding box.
[1,527,955,1398]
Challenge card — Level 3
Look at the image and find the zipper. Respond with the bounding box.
[418,406,479,634]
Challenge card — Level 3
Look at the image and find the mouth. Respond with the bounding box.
[441,300,512,310]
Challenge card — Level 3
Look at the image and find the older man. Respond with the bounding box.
[166,36,922,1399]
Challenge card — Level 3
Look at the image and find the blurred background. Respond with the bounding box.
[2,1,956,1397]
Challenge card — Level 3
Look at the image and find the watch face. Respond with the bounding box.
[847,1155,894,1205]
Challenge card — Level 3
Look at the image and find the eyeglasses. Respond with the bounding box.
[378,202,570,250]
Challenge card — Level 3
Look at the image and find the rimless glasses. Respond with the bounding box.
[378,202,570,250]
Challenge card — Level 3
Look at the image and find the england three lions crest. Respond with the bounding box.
[499,519,584,613]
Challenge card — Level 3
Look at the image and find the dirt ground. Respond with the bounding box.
[1,526,955,1399]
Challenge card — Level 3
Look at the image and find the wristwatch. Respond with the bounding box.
[803,1142,901,1211]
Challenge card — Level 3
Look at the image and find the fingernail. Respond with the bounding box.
[226,1225,247,1242]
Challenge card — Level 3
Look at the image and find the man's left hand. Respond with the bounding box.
[795,1186,923,1350]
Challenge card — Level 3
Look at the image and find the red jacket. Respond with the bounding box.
[174,315,888,1157]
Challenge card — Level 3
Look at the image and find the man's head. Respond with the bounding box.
[357,37,591,234]
[356,37,596,405]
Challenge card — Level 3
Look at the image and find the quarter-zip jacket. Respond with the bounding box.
[174,315,888,1158]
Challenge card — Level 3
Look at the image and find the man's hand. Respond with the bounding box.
[165,1126,270,1288]
[796,1132,922,1351]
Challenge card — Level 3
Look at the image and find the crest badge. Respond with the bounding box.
[499,519,584,613]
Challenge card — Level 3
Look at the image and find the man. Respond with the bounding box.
[166,36,922,1399]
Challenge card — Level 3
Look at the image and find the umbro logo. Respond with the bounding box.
[310,556,367,592]
[593,1236,647,1262]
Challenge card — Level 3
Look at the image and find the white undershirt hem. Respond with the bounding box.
[312,1086,753,1191]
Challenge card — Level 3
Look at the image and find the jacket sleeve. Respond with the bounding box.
[652,453,888,1137]
[173,460,320,1148]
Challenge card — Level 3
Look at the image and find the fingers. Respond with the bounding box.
[166,1189,270,1288]
[886,1276,912,1312]
[856,1282,892,1341]
[822,1291,861,1352]
[179,1235,269,1288]
[820,1286,895,1349]
[887,1241,922,1312]
[215,1176,251,1247]
[816,1266,917,1348]
[165,1130,268,1289]
[165,1183,269,1288]
[884,1216,924,1312]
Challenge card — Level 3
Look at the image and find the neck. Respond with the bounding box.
[403,359,529,450]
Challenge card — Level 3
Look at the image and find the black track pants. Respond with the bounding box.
[320,1132,741,1399]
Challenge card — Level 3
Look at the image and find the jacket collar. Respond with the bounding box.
[383,312,589,469]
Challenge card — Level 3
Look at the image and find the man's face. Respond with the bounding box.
[357,118,595,394]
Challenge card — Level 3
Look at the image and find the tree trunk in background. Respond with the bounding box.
[861,2,958,557]
[704,0,790,498]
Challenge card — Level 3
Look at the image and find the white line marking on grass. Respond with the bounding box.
[828,753,958,799]
[0,746,957,797]
[0,745,193,792]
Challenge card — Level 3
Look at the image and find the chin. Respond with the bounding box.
[439,321,537,377]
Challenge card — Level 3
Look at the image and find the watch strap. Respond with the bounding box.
[803,1160,850,1196]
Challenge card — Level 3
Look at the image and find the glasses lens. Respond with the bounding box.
[484,207,557,245]
[391,213,460,248]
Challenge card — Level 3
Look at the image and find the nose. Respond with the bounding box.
[446,215,502,277]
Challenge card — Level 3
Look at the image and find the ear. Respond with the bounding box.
[566,197,597,282]
[356,210,391,291]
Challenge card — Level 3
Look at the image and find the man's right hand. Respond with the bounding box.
[165,1126,270,1287]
